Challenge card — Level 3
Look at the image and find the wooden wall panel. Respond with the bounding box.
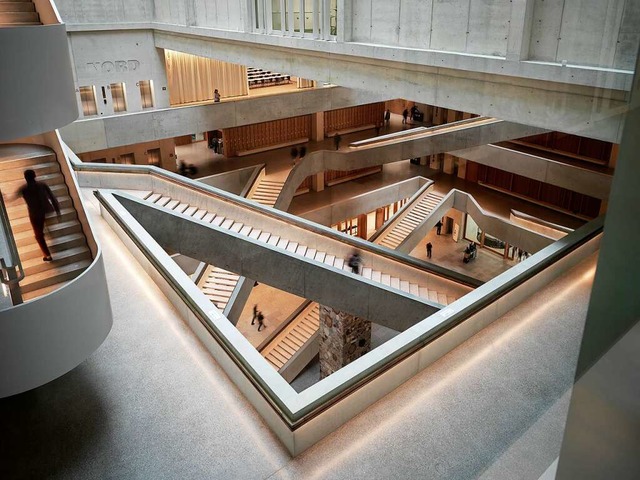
[222,115,312,157]
[324,103,385,134]
[468,162,600,218]
[517,131,614,165]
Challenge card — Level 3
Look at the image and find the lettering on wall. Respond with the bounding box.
[87,60,140,73]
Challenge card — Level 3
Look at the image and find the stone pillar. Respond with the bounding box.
[318,305,371,379]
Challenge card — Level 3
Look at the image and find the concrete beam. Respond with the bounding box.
[115,194,439,331]
[60,86,388,153]
[450,144,613,200]
[151,27,631,143]
[276,119,546,210]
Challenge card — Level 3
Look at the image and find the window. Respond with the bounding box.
[110,82,127,113]
[147,148,161,166]
[139,80,154,109]
[118,153,135,165]
[79,86,98,116]
[257,0,336,38]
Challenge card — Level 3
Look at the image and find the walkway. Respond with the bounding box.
[0,188,597,478]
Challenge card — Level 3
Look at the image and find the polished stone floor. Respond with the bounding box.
[0,188,597,479]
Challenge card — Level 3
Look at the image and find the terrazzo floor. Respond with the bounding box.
[0,188,597,479]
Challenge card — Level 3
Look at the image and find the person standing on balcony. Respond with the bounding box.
[15,169,61,262]
[214,89,221,102]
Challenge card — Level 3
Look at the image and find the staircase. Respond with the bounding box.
[248,178,285,207]
[196,265,240,311]
[261,303,320,380]
[378,191,444,249]
[0,1,40,27]
[141,190,460,306]
[0,145,92,301]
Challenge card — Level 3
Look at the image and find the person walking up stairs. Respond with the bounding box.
[0,144,92,300]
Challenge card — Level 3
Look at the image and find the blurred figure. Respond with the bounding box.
[251,304,258,325]
[257,311,265,331]
[384,109,391,126]
[348,251,362,275]
[334,134,342,150]
[214,89,221,102]
[16,169,60,262]
[426,242,433,259]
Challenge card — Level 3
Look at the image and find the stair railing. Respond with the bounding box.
[0,191,24,305]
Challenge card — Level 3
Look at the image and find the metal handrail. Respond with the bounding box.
[0,190,24,305]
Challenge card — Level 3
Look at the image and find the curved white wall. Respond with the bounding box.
[0,253,112,398]
[0,24,78,142]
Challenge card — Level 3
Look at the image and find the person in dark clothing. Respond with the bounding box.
[348,252,362,275]
[402,108,409,124]
[299,146,307,159]
[384,109,391,126]
[435,220,443,235]
[257,312,265,332]
[16,169,61,261]
[251,304,258,325]
[426,242,433,259]
[334,134,342,150]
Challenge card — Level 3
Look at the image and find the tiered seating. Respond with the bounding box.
[0,0,40,27]
[0,145,92,300]
[142,190,460,306]
[247,67,291,88]
[378,191,445,249]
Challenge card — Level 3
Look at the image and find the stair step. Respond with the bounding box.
[0,161,59,182]
[10,207,77,234]
[14,220,82,247]
[7,194,73,218]
[211,215,225,226]
[146,193,161,203]
[22,246,91,276]
[0,11,39,23]
[20,259,91,293]
[221,219,234,229]
[21,280,72,302]
[193,209,207,220]
[1,172,66,196]
[17,232,86,261]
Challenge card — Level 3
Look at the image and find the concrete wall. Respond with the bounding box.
[77,138,176,171]
[55,0,154,24]
[155,0,247,31]
[0,24,78,142]
[352,0,511,57]
[530,0,640,71]
[60,86,387,153]
[68,30,170,118]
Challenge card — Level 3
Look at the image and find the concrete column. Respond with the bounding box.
[311,111,324,141]
[556,50,640,479]
[318,305,371,379]
[337,0,352,42]
[457,158,467,179]
[443,153,455,174]
[311,171,324,192]
[506,0,535,61]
